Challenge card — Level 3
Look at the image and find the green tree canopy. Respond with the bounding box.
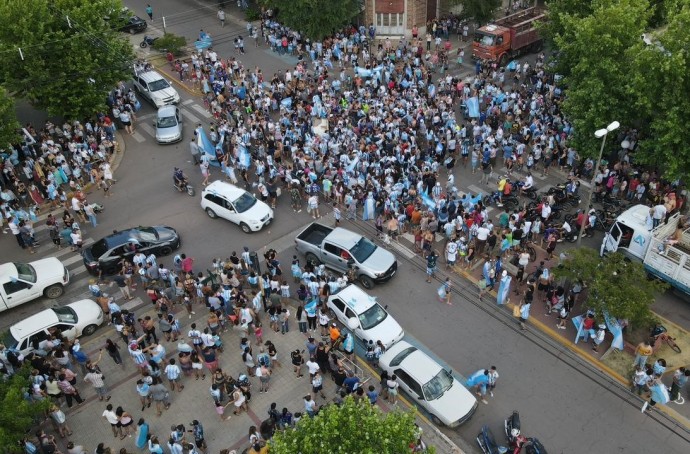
[0,0,134,120]
[629,1,690,177]
[269,396,434,454]
[554,0,649,160]
[540,0,595,51]
[0,87,21,148]
[554,248,667,326]
[454,0,502,25]
[261,0,361,41]
[0,366,51,451]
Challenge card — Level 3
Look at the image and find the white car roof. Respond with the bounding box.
[157,105,177,117]
[382,340,441,383]
[137,70,166,82]
[333,284,377,314]
[203,180,247,200]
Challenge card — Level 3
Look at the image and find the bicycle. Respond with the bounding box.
[651,325,682,354]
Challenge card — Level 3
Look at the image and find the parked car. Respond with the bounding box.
[378,341,478,427]
[326,284,404,349]
[294,223,397,289]
[201,181,273,233]
[133,70,180,108]
[155,106,182,144]
[0,258,70,312]
[82,226,180,275]
[5,299,104,356]
[117,14,148,34]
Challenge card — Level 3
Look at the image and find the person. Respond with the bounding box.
[135,418,150,449]
[633,340,653,369]
[217,9,225,27]
[102,403,122,438]
[670,367,689,403]
[437,277,451,305]
[386,374,399,404]
[518,298,531,330]
[174,167,188,191]
[48,404,72,438]
[487,366,499,397]
[85,365,111,401]
[425,250,439,283]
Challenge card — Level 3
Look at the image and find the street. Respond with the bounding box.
[3,0,690,452]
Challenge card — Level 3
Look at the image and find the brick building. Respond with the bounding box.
[363,0,443,37]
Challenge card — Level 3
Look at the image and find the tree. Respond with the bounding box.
[540,0,595,51]
[0,366,51,451]
[0,0,134,120]
[629,1,690,178]
[554,0,650,159]
[260,0,361,41]
[269,397,434,453]
[554,248,667,326]
[453,0,502,25]
[0,87,21,148]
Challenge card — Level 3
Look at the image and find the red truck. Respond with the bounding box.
[472,7,545,65]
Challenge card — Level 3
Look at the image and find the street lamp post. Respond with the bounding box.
[576,121,620,246]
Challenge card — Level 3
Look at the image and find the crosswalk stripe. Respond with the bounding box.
[139,123,156,138]
[61,254,85,267]
[138,112,157,121]
[190,104,212,119]
[131,131,146,142]
[180,109,201,125]
[182,99,194,105]
[467,185,485,196]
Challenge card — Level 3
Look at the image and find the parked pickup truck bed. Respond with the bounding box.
[294,223,398,289]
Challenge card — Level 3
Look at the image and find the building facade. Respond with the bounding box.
[363,0,442,37]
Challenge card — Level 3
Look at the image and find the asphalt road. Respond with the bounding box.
[3,0,690,452]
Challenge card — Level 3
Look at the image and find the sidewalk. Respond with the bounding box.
[39,292,463,453]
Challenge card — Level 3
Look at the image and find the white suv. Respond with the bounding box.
[133,70,180,108]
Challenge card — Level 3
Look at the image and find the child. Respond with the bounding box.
[280,280,291,304]
[291,259,302,284]
[333,203,341,226]
[487,366,499,397]
[254,322,264,344]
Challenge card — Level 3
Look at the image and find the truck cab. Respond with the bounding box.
[473,25,511,62]
[600,204,650,260]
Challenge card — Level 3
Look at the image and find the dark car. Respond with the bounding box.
[82,226,180,276]
[118,14,148,34]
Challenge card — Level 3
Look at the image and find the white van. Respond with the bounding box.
[200,180,274,233]
[0,258,70,312]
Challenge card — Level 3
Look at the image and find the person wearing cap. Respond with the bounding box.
[328,323,340,346]
[591,324,607,352]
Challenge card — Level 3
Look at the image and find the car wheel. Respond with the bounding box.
[43,284,64,299]
[160,246,173,256]
[359,275,374,289]
[240,223,251,234]
[129,28,136,35]
[82,324,98,336]
[206,208,218,219]
[431,415,443,426]
[305,253,320,266]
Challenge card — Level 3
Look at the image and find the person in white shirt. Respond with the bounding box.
[520,173,534,196]
[541,202,551,221]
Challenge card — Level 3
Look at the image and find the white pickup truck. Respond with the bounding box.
[601,205,690,296]
[0,258,70,312]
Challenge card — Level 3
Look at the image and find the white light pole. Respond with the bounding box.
[576,121,620,246]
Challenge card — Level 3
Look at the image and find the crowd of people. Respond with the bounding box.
[2,2,688,452]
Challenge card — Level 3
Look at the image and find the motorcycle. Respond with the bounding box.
[174,180,195,197]
[515,181,538,200]
[525,438,548,454]
[477,425,508,454]
[504,411,521,442]
[139,35,158,48]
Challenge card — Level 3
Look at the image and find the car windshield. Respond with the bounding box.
[14,262,37,283]
[233,192,257,213]
[136,227,159,242]
[90,239,109,258]
[157,115,177,128]
[422,369,454,400]
[358,303,388,330]
[474,32,496,46]
[53,306,78,324]
[389,346,417,367]
[350,237,377,262]
[148,79,170,92]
